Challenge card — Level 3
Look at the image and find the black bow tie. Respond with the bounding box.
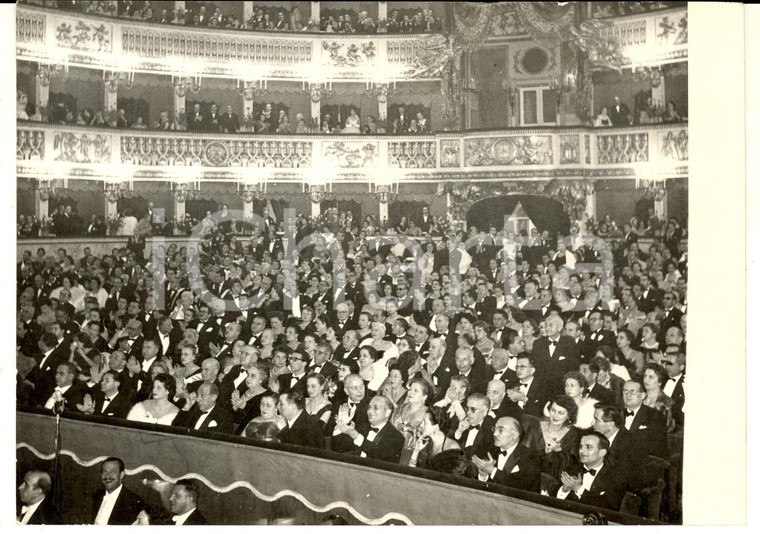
[201,410,210,415]
[468,425,480,431]
[625,410,635,417]
[549,340,557,346]
[104,397,112,403]
[582,466,597,476]
[369,427,380,433]
[348,402,357,408]
[666,377,675,382]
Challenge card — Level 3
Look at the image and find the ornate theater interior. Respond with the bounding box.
[15,0,697,526]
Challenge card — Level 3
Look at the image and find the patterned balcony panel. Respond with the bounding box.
[120,137,313,168]
[464,136,553,167]
[596,132,649,165]
[388,140,436,169]
[18,128,45,161]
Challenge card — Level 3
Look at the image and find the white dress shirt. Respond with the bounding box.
[93,485,122,525]
[45,384,71,410]
[478,443,518,481]
[172,508,197,525]
[17,499,43,524]
[353,421,387,457]
[663,374,682,398]
[557,463,604,499]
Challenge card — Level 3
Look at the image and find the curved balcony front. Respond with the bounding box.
[17,121,689,183]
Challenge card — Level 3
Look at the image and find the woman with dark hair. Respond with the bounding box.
[595,345,631,382]
[637,322,662,366]
[525,394,581,482]
[326,359,360,405]
[357,345,387,393]
[406,406,461,468]
[616,328,645,377]
[126,373,179,425]
[231,362,271,435]
[381,363,408,407]
[284,324,302,351]
[305,372,332,425]
[299,305,316,336]
[521,318,541,353]
[133,505,174,525]
[356,311,373,341]
[642,362,676,433]
[390,376,433,454]
[559,371,598,429]
[243,391,287,437]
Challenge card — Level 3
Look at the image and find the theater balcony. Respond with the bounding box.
[17,408,658,525]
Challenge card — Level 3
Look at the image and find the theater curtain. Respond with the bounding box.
[466,195,570,236]
[117,97,150,126]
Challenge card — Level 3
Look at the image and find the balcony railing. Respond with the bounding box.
[17,121,689,183]
[16,4,437,82]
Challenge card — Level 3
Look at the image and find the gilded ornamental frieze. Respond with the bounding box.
[464,136,553,167]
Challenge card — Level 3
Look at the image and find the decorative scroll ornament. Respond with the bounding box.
[36,179,69,201]
[104,181,133,203]
[237,183,264,203]
[308,184,333,204]
[237,80,267,100]
[171,183,200,203]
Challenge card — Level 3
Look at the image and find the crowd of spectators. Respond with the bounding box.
[21,1,443,34]
[594,96,686,127]
[17,200,686,523]
[20,97,431,135]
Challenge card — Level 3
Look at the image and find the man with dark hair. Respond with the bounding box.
[662,351,686,429]
[622,379,669,459]
[553,430,625,511]
[77,370,134,418]
[17,470,61,524]
[277,348,310,394]
[448,392,494,457]
[41,362,86,412]
[504,355,550,418]
[334,395,404,463]
[91,457,144,525]
[579,360,615,405]
[472,416,540,492]
[277,391,325,449]
[169,479,208,525]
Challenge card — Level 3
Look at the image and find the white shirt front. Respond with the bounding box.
[663,374,682,398]
[624,406,640,430]
[17,499,43,524]
[172,508,196,525]
[45,384,71,410]
[94,485,123,525]
[194,408,212,430]
[354,421,387,457]
[557,463,603,499]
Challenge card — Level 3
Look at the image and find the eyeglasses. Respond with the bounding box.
[288,356,304,362]
[662,361,677,366]
[465,406,482,413]
[622,389,642,396]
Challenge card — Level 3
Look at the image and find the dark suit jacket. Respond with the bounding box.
[277,373,309,395]
[504,377,551,419]
[183,508,208,525]
[327,397,371,450]
[448,416,495,458]
[481,444,541,493]
[608,103,631,127]
[555,463,625,511]
[463,365,495,395]
[350,423,405,463]
[309,362,339,381]
[20,498,62,524]
[278,411,326,449]
[669,374,685,429]
[627,404,668,459]
[40,380,88,412]
[173,404,234,434]
[532,336,582,393]
[91,390,134,418]
[90,486,144,525]
[608,427,655,490]
[586,383,615,405]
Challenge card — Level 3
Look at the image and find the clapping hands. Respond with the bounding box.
[77,393,95,414]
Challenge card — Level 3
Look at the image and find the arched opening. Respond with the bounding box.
[466,195,571,237]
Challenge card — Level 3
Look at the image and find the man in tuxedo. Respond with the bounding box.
[608,96,631,127]
[472,416,541,493]
[579,361,615,405]
[427,337,455,397]
[336,330,361,364]
[580,311,616,359]
[26,333,68,407]
[622,379,669,459]
[173,382,234,434]
[328,374,370,449]
[277,348,310,394]
[205,103,221,132]
[411,324,431,360]
[532,315,581,394]
[490,348,517,385]
[77,370,134,418]
[220,104,240,133]
[491,309,518,349]
[554,431,625,511]
[41,362,87,412]
[504,355,550,418]
[149,316,180,362]
[195,304,222,358]
[188,103,205,132]
[169,479,208,525]
[637,274,662,314]
[448,393,494,457]
[662,351,685,429]
[485,379,521,420]
[277,391,326,449]
[418,205,432,233]
[309,343,339,380]
[395,106,409,134]
[455,347,494,395]
[17,470,61,525]
[660,292,685,337]
[334,395,404,463]
[91,457,144,525]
